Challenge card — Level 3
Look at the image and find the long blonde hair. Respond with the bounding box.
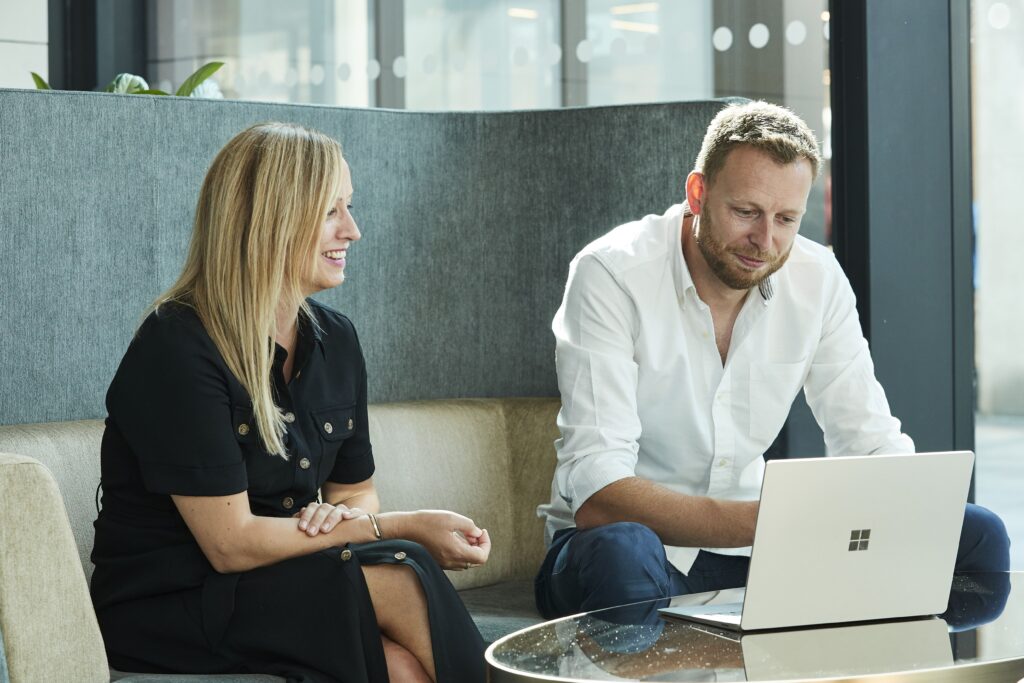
[152,122,344,458]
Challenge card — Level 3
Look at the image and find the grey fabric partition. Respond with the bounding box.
[0,89,729,425]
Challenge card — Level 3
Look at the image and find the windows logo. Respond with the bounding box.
[849,529,871,551]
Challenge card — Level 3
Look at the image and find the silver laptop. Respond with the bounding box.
[660,451,974,631]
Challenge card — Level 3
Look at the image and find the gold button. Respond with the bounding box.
[284,412,295,423]
[340,549,352,561]
[347,418,354,430]
[299,457,311,470]
[394,551,407,561]
[237,423,250,436]
[324,422,333,434]
[282,496,294,509]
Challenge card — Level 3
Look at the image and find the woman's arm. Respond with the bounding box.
[323,478,380,513]
[172,491,378,573]
[318,479,492,569]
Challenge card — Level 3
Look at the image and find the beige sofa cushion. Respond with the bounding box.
[0,420,104,581]
[370,398,558,589]
[0,453,109,683]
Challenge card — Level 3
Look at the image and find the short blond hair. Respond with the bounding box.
[152,122,345,458]
[695,101,821,184]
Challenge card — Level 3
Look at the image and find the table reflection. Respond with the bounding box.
[490,572,1016,681]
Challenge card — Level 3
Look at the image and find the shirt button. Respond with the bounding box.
[299,457,311,470]
[282,496,295,509]
[237,423,250,436]
[347,418,354,430]
[340,549,352,561]
[717,460,729,468]
[323,421,333,434]
[394,551,407,561]
[284,412,295,423]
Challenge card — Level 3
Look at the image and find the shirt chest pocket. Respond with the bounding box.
[310,404,356,466]
[748,360,808,444]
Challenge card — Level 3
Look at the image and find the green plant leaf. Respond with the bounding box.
[30,72,51,90]
[136,89,170,96]
[175,62,223,97]
[106,73,150,94]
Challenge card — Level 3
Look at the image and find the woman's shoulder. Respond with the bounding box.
[307,299,357,336]
[131,301,220,361]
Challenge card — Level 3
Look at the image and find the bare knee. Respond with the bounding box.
[383,636,433,683]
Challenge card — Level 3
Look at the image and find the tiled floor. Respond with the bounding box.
[975,413,1024,569]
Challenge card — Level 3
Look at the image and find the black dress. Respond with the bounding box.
[91,301,485,683]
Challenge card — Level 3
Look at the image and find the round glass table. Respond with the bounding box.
[487,572,1024,682]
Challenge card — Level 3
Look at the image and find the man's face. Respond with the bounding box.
[692,145,814,291]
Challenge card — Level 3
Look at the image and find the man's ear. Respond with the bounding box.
[685,171,706,215]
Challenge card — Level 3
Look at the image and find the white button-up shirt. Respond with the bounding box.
[538,203,914,573]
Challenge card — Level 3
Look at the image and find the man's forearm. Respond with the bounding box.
[574,477,758,548]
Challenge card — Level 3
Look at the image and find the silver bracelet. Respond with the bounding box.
[368,513,383,541]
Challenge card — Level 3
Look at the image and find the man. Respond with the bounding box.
[534,101,1009,619]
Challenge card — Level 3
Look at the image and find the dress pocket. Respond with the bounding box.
[310,404,356,443]
[748,360,808,442]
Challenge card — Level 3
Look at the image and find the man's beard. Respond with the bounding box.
[694,208,792,291]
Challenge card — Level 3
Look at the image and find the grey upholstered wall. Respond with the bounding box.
[0,89,729,425]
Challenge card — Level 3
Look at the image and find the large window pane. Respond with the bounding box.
[972,0,1024,571]
[147,0,371,107]
[403,0,560,110]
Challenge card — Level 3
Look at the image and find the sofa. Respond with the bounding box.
[0,397,559,682]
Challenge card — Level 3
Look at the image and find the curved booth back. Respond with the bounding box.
[0,89,730,424]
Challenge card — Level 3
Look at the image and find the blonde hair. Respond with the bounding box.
[151,122,344,458]
[695,101,822,184]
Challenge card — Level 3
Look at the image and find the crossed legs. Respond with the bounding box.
[363,564,435,682]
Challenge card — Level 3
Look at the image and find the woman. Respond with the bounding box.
[91,122,490,683]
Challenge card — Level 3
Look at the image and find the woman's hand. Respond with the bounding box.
[295,501,365,537]
[384,510,491,571]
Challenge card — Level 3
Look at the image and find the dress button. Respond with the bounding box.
[347,418,354,430]
[299,457,311,470]
[284,412,295,423]
[394,551,407,561]
[323,421,333,434]
[237,423,250,436]
[282,496,295,509]
[340,549,352,561]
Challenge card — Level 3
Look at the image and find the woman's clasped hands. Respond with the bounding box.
[296,503,491,571]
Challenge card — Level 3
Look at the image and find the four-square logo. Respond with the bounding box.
[849,529,871,551]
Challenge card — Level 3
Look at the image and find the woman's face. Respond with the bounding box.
[306,159,360,294]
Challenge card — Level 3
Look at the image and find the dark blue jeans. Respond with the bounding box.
[534,503,1010,619]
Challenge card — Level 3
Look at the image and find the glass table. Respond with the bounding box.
[487,572,1024,682]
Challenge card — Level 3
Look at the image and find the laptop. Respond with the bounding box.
[660,451,974,631]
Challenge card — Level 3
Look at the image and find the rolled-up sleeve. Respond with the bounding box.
[553,253,643,515]
[803,259,915,456]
